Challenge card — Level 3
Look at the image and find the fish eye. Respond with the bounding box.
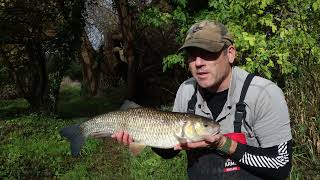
[204,123,208,127]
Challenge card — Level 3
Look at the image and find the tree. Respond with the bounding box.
[1,0,85,113]
[113,0,137,99]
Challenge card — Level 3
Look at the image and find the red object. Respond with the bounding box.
[224,166,241,172]
[224,133,247,144]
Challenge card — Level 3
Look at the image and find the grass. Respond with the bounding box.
[0,114,132,179]
[0,98,30,119]
[0,85,187,179]
[285,67,320,179]
[128,148,187,180]
[57,85,124,118]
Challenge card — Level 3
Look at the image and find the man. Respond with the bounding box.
[112,20,293,180]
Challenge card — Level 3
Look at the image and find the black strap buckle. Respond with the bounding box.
[187,107,195,114]
[233,73,255,132]
[234,102,246,132]
[187,85,198,114]
[236,102,246,112]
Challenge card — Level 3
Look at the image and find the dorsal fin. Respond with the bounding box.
[119,100,141,110]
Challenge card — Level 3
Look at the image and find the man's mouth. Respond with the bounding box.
[196,72,208,79]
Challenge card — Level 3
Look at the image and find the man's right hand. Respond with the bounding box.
[111,131,133,146]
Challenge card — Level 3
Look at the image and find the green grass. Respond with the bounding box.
[129,148,187,180]
[285,71,320,180]
[0,85,187,179]
[0,98,30,119]
[57,86,124,118]
[0,114,132,179]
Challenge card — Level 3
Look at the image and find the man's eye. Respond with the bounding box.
[187,56,196,62]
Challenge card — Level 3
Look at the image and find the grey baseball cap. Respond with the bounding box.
[178,20,233,53]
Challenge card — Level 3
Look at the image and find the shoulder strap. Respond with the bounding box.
[234,73,255,132]
[187,85,198,114]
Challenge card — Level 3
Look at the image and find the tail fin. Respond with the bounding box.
[60,124,85,157]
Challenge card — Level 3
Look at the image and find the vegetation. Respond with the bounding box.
[1,0,319,179]
[0,113,131,179]
[1,0,85,113]
[0,86,188,179]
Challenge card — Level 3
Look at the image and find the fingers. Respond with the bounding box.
[174,134,224,150]
[111,131,133,145]
[174,144,182,150]
[174,141,208,150]
[187,141,208,148]
[204,134,224,147]
[174,143,187,150]
[128,134,133,144]
[122,132,129,145]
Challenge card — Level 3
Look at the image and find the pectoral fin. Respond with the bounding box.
[174,133,188,144]
[129,142,146,156]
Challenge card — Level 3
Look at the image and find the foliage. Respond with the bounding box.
[138,0,320,81]
[162,53,186,72]
[285,65,320,179]
[138,7,173,28]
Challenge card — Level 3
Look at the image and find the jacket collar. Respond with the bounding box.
[227,66,237,108]
[227,66,250,107]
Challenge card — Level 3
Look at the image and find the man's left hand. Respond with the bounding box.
[174,133,225,150]
[173,134,237,155]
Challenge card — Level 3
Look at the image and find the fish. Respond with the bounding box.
[60,107,220,156]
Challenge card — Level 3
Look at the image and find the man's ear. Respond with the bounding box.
[227,45,236,64]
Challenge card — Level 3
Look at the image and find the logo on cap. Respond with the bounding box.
[192,26,203,33]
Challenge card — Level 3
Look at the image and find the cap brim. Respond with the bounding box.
[178,39,225,53]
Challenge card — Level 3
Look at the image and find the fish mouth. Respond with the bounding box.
[211,126,220,135]
[202,128,220,140]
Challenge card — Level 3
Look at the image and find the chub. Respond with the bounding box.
[60,108,220,156]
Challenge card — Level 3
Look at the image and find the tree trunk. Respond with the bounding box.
[20,41,49,113]
[80,31,100,96]
[114,0,136,100]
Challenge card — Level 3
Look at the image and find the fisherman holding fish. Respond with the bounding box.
[112,20,293,180]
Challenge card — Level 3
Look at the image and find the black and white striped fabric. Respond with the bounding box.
[239,142,290,169]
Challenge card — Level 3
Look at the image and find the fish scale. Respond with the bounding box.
[60,107,220,156]
[82,108,183,148]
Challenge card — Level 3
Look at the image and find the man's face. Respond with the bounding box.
[186,46,235,92]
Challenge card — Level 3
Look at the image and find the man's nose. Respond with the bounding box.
[195,56,205,67]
